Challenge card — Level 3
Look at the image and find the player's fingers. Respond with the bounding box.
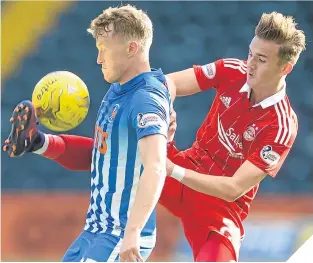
[120,250,137,262]
[133,248,144,262]
[169,109,177,124]
[119,256,127,262]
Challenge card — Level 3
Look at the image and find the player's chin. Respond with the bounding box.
[247,76,256,87]
[103,73,114,84]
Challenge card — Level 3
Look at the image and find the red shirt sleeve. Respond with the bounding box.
[247,125,297,178]
[193,58,247,91]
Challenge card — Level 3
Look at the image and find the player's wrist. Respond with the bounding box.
[171,164,186,182]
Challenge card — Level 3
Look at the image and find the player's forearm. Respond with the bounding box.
[36,134,93,171]
[171,166,239,202]
[125,165,166,233]
[183,170,239,201]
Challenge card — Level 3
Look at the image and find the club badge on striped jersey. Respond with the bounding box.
[137,113,162,128]
[260,145,280,165]
[201,63,216,79]
[109,104,119,122]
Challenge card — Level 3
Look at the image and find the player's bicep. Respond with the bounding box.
[166,68,201,97]
[138,134,167,170]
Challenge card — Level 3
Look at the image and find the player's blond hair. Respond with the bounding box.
[87,4,153,52]
[255,12,306,65]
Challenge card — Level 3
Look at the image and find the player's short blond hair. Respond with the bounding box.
[87,4,153,51]
[255,12,306,65]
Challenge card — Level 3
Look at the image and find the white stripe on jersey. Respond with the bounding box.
[217,114,236,152]
[99,118,115,233]
[274,99,292,145]
[107,239,122,261]
[127,154,142,219]
[278,101,288,144]
[140,232,157,248]
[274,103,282,143]
[282,99,292,146]
[223,58,247,74]
[223,58,248,69]
[110,129,128,237]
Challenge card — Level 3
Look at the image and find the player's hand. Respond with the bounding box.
[166,158,175,176]
[119,229,144,262]
[168,108,177,142]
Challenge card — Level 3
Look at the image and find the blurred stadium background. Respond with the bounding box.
[1,1,312,262]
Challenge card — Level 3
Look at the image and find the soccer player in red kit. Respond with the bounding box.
[159,12,306,262]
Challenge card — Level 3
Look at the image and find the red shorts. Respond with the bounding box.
[159,147,240,261]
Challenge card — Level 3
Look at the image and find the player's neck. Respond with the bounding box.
[119,56,151,85]
[250,79,286,105]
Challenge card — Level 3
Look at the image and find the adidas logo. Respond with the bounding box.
[220,96,231,108]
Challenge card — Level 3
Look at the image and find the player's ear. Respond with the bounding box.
[127,41,139,58]
[280,62,293,76]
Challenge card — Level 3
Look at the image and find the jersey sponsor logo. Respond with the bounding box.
[260,145,280,165]
[218,115,243,158]
[243,124,258,141]
[137,113,162,128]
[225,127,242,149]
[201,62,216,79]
[109,104,119,122]
[228,152,244,159]
[220,95,231,108]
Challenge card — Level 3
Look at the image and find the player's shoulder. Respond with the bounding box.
[220,58,247,75]
[268,95,298,145]
[136,74,170,101]
[131,82,170,110]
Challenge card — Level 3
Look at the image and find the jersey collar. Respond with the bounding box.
[239,83,286,109]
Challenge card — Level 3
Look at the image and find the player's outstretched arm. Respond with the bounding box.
[167,159,266,202]
[120,134,167,262]
[3,100,93,171]
[166,68,202,97]
[167,126,296,202]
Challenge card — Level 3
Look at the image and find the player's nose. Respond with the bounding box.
[247,61,256,71]
[97,52,104,65]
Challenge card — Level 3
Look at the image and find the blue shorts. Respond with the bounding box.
[62,231,155,262]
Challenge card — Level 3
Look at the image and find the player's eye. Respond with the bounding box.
[259,58,266,63]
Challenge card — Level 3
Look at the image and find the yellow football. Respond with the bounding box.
[32,71,90,132]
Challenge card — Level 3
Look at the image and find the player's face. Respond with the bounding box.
[96,33,130,84]
[246,36,291,89]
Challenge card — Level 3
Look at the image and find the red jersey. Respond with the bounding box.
[173,58,297,232]
[193,58,297,177]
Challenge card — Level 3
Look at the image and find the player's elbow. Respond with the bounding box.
[223,192,240,202]
[222,184,242,202]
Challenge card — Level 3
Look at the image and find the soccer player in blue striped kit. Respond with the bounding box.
[3,5,172,262]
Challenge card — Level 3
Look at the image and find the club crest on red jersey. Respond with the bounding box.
[243,124,258,141]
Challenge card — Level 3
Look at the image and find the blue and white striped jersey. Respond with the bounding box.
[84,69,171,243]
